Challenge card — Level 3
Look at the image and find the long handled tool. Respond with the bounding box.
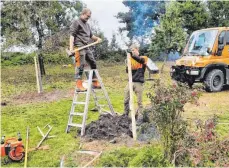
[75,41,100,51]
[24,127,29,168]
[66,41,101,56]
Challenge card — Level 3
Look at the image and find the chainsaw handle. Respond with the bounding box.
[1,135,5,144]
[17,132,22,141]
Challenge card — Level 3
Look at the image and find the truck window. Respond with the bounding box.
[226,31,229,45]
[217,31,226,56]
[218,31,225,45]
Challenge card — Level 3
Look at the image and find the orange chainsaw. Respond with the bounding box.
[1,133,25,163]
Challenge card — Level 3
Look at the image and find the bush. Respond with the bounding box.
[147,80,201,161]
[1,52,35,66]
[129,146,172,167]
[98,146,171,167]
[43,52,71,65]
[175,116,229,167]
[1,52,72,66]
[98,147,136,167]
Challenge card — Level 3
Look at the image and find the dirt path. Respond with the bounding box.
[2,89,75,106]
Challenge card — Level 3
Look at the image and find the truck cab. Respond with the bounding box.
[171,27,229,92]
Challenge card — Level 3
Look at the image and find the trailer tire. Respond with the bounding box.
[204,69,224,92]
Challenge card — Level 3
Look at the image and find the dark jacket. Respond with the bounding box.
[70,19,93,47]
[127,55,148,83]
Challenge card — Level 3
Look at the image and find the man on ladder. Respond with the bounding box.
[69,8,102,92]
[66,8,115,136]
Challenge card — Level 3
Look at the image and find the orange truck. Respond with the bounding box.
[171,27,229,92]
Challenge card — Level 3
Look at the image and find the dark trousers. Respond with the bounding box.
[75,48,97,79]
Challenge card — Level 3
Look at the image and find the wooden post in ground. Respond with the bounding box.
[127,53,137,140]
[34,56,43,93]
[24,127,29,168]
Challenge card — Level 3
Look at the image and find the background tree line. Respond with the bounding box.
[117,0,229,60]
[1,1,229,73]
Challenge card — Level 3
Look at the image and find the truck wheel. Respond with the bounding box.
[204,69,224,92]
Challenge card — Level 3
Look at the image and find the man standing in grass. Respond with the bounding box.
[69,8,102,92]
[124,44,148,122]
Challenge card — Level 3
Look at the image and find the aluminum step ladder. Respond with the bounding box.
[65,69,115,136]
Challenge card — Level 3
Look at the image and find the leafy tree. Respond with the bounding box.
[88,19,110,60]
[89,20,125,62]
[207,1,229,27]
[109,33,119,51]
[108,33,126,62]
[1,1,83,75]
[149,2,187,66]
[147,80,200,162]
[178,1,209,35]
[43,28,70,53]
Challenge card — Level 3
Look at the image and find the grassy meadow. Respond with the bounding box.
[1,61,229,166]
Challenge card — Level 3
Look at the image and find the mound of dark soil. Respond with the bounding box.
[84,114,132,140]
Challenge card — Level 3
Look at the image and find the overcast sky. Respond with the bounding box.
[83,0,129,46]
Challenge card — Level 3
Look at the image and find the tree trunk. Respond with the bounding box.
[35,17,45,76]
[38,51,45,76]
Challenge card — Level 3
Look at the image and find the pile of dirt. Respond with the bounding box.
[84,114,132,140]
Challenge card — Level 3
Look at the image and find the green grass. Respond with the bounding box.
[1,61,229,166]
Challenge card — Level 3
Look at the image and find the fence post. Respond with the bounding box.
[34,56,43,93]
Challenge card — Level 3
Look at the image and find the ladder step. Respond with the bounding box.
[99,104,109,107]
[68,123,82,128]
[70,112,84,116]
[75,91,87,94]
[73,102,86,105]
[66,70,114,136]
[96,96,105,99]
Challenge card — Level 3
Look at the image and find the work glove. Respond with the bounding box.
[66,49,75,57]
[97,38,102,43]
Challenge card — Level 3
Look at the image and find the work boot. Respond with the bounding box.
[76,80,87,92]
[92,79,101,89]
[124,111,129,117]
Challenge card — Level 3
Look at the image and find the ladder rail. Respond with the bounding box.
[66,69,115,136]
[81,70,93,136]
[65,91,78,133]
[91,89,100,111]
[94,70,115,116]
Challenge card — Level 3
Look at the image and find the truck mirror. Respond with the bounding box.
[218,36,224,45]
[207,47,212,54]
[217,45,224,56]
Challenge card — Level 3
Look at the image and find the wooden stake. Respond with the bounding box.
[82,151,102,168]
[36,125,53,149]
[127,53,137,140]
[34,56,43,93]
[24,127,29,168]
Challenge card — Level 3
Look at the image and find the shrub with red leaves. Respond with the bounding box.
[174,116,229,166]
[147,80,201,162]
